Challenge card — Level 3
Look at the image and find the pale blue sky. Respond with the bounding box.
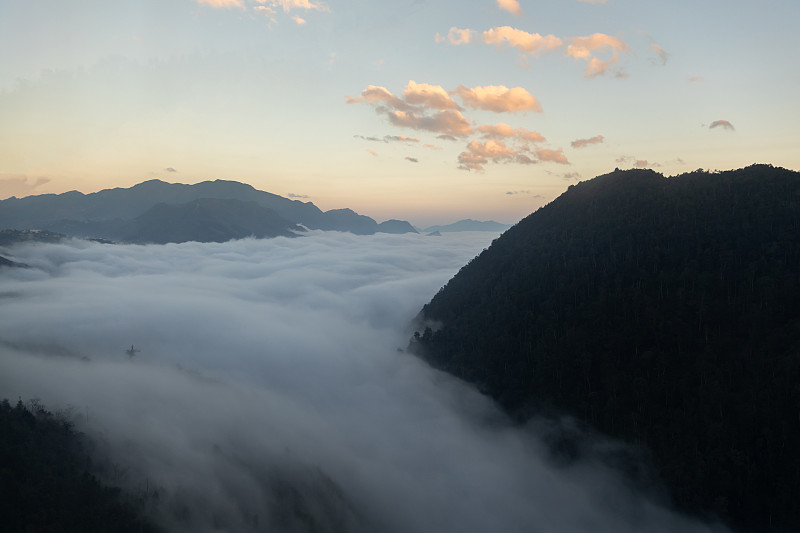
[1,0,798,225]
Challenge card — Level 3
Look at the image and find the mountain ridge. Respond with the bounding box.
[420,219,512,233]
[0,179,417,241]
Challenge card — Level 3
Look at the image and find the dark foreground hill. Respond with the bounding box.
[410,164,800,532]
[0,179,417,240]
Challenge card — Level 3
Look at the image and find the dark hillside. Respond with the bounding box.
[411,164,800,531]
[0,399,161,533]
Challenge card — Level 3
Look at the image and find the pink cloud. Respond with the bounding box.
[566,33,629,77]
[457,139,544,172]
[388,109,473,137]
[482,26,563,56]
[457,151,488,171]
[346,85,409,110]
[536,148,570,164]
[456,85,542,113]
[496,0,522,16]
[477,123,546,144]
[403,81,460,110]
[466,139,516,159]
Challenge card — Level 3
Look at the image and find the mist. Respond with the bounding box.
[0,232,727,533]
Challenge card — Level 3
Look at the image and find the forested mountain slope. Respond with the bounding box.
[0,399,161,533]
[411,164,800,532]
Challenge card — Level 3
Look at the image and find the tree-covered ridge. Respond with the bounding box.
[411,164,800,532]
[0,398,161,533]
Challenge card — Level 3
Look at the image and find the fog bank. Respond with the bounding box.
[0,232,727,532]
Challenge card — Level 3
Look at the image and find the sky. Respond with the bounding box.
[1,0,798,226]
[0,232,730,532]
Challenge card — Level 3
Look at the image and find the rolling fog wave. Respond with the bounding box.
[0,232,727,532]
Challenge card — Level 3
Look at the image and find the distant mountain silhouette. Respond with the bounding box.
[0,179,416,241]
[122,198,302,244]
[377,219,418,234]
[411,164,800,532]
[420,219,511,233]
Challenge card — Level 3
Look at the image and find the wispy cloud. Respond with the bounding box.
[649,43,669,65]
[0,175,51,199]
[616,155,651,167]
[198,0,243,7]
[571,135,604,148]
[405,157,419,163]
[435,27,475,45]
[367,149,378,156]
[566,33,630,77]
[201,0,330,24]
[355,135,420,143]
[258,0,329,13]
[165,167,178,173]
[288,192,310,198]
[709,120,735,131]
[253,5,276,21]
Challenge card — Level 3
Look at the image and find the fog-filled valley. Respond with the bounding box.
[0,232,727,532]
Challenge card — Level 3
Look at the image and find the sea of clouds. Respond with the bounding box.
[0,231,728,533]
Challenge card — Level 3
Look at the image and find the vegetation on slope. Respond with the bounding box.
[411,164,800,531]
[0,398,161,533]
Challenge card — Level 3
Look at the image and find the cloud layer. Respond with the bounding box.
[0,235,729,533]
